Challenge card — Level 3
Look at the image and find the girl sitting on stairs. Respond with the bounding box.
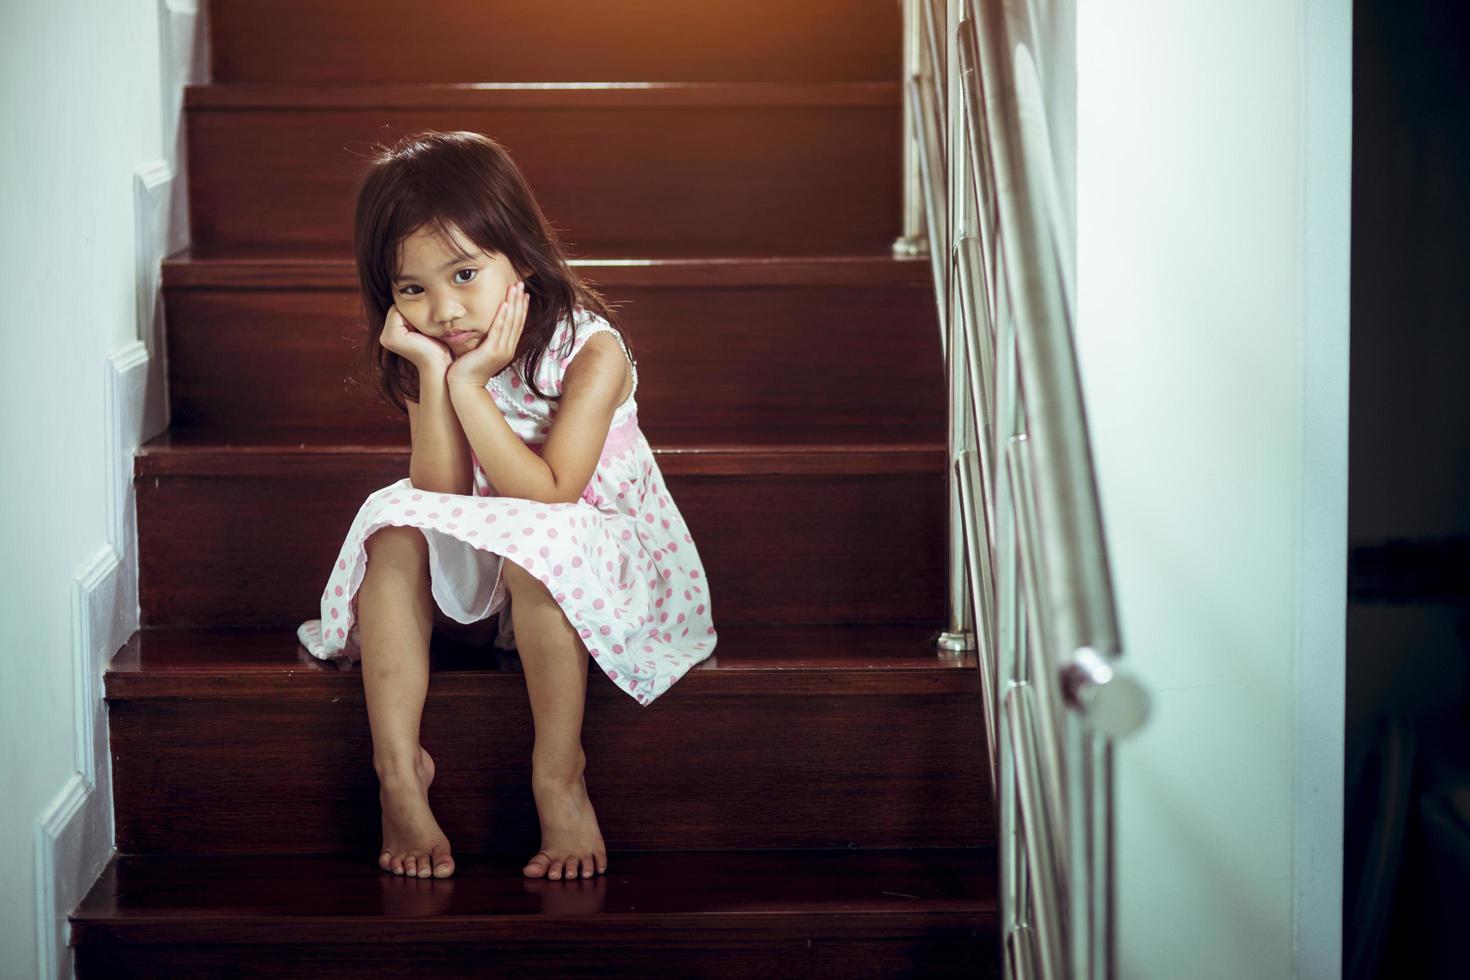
[296,130,718,881]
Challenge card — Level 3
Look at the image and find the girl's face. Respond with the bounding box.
[391,223,530,355]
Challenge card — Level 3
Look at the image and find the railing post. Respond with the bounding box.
[994,216,1025,980]
[937,0,975,656]
[894,0,927,258]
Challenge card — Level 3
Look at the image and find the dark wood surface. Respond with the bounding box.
[162,252,936,287]
[185,83,900,256]
[135,444,947,627]
[78,938,996,980]
[106,625,990,855]
[73,850,997,978]
[209,0,901,84]
[186,81,902,110]
[161,254,943,439]
[107,623,977,697]
[72,849,995,938]
[137,430,947,466]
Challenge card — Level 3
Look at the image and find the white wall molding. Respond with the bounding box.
[32,1,205,975]
[36,544,126,980]
[36,346,156,979]
[34,774,107,980]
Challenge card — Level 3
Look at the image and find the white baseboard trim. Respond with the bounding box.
[34,774,110,980]
[34,343,155,980]
[36,548,123,979]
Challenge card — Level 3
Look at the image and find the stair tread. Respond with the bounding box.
[163,248,933,286]
[107,624,978,700]
[185,79,900,110]
[71,848,996,944]
[141,428,944,450]
[135,429,946,477]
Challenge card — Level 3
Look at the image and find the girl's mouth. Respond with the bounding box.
[443,331,477,344]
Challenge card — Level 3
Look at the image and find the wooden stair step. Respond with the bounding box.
[135,439,947,627]
[161,252,936,285]
[108,623,974,696]
[160,252,942,440]
[137,427,946,462]
[106,625,990,855]
[210,0,901,85]
[71,849,997,978]
[185,82,900,255]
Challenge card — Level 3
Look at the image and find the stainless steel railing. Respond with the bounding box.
[896,1,1151,977]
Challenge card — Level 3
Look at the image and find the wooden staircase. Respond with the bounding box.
[70,2,999,975]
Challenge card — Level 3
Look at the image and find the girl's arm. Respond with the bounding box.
[407,371,474,495]
[448,333,629,505]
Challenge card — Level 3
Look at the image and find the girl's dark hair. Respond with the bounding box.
[351,130,630,414]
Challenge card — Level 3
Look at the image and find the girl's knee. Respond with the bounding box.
[364,524,427,558]
[499,556,547,597]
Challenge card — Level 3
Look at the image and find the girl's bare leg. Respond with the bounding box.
[500,559,608,880]
[358,525,455,878]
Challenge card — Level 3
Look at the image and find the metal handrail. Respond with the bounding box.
[901,1,1152,977]
[969,0,1112,688]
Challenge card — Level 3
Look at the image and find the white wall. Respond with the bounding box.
[1075,1,1349,977]
[0,2,197,977]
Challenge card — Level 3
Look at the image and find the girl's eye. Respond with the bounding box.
[397,268,473,295]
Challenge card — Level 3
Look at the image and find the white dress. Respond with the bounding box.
[296,307,717,705]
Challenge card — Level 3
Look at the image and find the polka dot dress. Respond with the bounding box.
[296,308,717,706]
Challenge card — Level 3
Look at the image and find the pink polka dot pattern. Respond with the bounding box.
[296,308,717,707]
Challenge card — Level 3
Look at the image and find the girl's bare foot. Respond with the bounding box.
[523,756,608,879]
[378,745,455,878]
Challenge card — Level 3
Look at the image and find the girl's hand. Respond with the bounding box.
[379,305,452,375]
[446,280,529,390]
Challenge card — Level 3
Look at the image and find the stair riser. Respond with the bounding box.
[78,935,994,978]
[136,468,946,627]
[186,100,900,255]
[109,690,992,854]
[210,0,901,84]
[163,282,943,439]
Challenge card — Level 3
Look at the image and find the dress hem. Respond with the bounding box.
[299,481,715,707]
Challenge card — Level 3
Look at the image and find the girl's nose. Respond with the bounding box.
[433,300,465,325]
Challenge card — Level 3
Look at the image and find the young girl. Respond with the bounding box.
[295,130,717,882]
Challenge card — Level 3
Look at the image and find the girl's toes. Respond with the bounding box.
[403,855,419,877]
[564,856,580,879]
[380,850,393,872]
[523,850,551,878]
[431,847,455,878]
[581,856,594,877]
